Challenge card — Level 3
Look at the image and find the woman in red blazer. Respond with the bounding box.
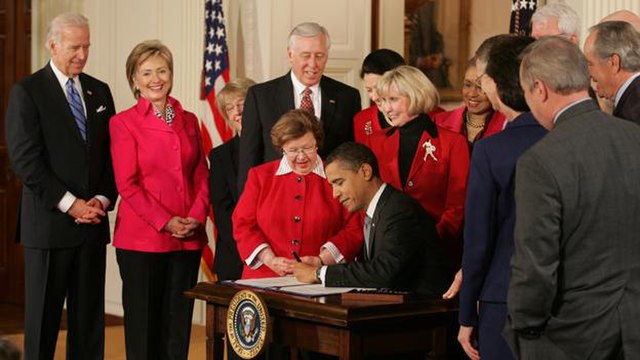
[433,59,506,149]
[233,110,363,279]
[110,41,209,359]
[370,65,469,265]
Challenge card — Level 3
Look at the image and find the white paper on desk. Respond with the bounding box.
[278,284,357,296]
[232,276,306,289]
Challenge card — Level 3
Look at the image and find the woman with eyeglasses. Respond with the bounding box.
[208,78,255,281]
[433,59,506,150]
[233,109,364,279]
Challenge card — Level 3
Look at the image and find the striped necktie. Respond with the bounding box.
[66,78,87,142]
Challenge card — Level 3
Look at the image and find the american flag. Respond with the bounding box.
[510,0,537,36]
[200,0,231,280]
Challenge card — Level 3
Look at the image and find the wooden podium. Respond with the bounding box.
[185,282,458,359]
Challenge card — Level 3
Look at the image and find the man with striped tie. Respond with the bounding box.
[4,13,116,359]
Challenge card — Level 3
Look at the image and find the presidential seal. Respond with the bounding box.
[227,290,269,359]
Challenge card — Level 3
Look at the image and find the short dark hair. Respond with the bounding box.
[486,36,535,112]
[326,142,379,178]
[359,49,406,78]
[474,34,514,64]
[271,109,324,151]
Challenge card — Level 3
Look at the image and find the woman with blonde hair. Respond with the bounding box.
[369,65,469,266]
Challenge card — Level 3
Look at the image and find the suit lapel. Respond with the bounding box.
[408,131,439,181]
[279,74,296,115]
[228,137,240,203]
[320,76,337,127]
[368,186,393,259]
[380,130,403,189]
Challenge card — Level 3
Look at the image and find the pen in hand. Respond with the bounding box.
[291,250,302,263]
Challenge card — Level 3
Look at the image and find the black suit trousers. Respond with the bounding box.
[116,248,201,360]
[23,239,106,360]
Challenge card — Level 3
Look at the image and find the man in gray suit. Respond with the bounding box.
[505,36,640,359]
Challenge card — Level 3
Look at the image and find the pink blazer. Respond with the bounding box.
[110,96,209,252]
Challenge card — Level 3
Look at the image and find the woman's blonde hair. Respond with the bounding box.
[376,65,439,115]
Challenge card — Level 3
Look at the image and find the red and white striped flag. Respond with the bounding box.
[200,0,232,280]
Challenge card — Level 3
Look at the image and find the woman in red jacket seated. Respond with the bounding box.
[433,58,506,149]
[370,65,469,265]
[353,49,405,146]
[233,109,364,279]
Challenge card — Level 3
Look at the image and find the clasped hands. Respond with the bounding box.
[260,248,322,278]
[163,216,201,238]
[68,198,105,224]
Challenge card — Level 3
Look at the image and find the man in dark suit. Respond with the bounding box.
[293,142,452,297]
[238,22,361,193]
[505,36,640,359]
[584,21,640,123]
[5,13,116,359]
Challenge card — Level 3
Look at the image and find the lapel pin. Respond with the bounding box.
[422,139,438,162]
[86,90,93,96]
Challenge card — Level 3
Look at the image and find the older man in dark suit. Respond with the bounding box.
[505,36,640,359]
[5,13,116,359]
[238,22,361,193]
[584,21,640,123]
[293,142,452,296]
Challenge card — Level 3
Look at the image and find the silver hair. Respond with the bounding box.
[531,3,580,40]
[588,21,640,72]
[520,36,590,95]
[287,22,331,50]
[46,13,89,48]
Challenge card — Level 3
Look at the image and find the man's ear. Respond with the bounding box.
[609,54,622,73]
[359,163,373,181]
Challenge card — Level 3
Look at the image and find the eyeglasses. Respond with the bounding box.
[224,101,244,113]
[282,145,317,158]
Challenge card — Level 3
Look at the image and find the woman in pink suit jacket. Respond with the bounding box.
[109,41,209,359]
[233,110,364,279]
[433,59,506,149]
[370,66,469,266]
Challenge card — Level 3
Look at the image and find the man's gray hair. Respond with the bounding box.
[46,13,89,48]
[287,22,331,50]
[588,21,640,72]
[520,36,590,95]
[531,3,580,40]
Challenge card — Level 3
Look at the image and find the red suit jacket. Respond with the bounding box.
[233,160,364,279]
[433,105,506,141]
[369,118,469,262]
[110,97,210,252]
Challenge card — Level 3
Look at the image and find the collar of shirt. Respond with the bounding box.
[50,60,84,102]
[365,183,387,219]
[275,155,326,178]
[615,72,640,108]
[552,97,592,124]
[135,95,183,116]
[291,72,321,119]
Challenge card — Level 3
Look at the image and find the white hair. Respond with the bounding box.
[46,13,89,48]
[531,3,580,40]
[287,22,331,50]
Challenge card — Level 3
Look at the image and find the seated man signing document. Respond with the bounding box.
[293,142,453,296]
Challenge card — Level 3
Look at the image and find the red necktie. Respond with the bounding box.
[300,87,315,115]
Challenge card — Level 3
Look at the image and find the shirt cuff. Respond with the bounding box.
[318,265,328,285]
[94,195,110,210]
[57,191,77,213]
[321,241,344,264]
[246,243,270,269]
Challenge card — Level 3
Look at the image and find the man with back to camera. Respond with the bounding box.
[505,36,640,359]
[238,22,361,193]
[4,13,116,359]
[292,142,452,297]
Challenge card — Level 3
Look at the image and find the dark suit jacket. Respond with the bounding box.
[613,75,640,125]
[5,64,116,248]
[459,113,546,327]
[209,136,243,280]
[325,185,453,296]
[238,72,361,192]
[506,100,640,359]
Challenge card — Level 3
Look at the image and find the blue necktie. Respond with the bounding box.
[66,78,87,142]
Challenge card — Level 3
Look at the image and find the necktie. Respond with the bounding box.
[66,78,87,142]
[300,87,315,115]
[364,215,373,259]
